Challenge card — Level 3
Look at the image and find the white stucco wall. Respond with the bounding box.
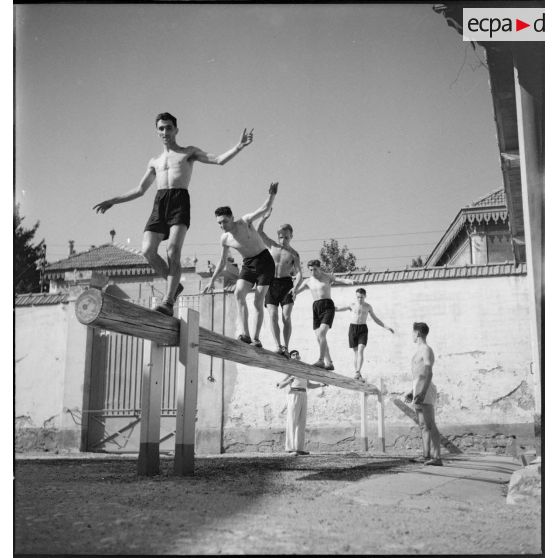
[15,305,69,432]
[224,274,534,438]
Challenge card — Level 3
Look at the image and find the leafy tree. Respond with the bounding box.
[319,239,358,273]
[410,256,424,268]
[14,204,45,294]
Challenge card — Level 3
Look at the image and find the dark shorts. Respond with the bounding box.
[312,298,335,330]
[349,323,368,348]
[265,277,295,307]
[144,189,190,241]
[239,249,275,286]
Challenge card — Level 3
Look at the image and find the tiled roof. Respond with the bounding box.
[469,188,507,208]
[45,243,194,279]
[334,262,526,285]
[15,292,70,307]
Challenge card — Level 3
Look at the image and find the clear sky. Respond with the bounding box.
[15,3,504,270]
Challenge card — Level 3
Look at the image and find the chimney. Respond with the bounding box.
[68,240,75,256]
[109,229,116,243]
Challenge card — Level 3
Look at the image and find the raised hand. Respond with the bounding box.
[269,182,279,195]
[93,200,113,214]
[239,128,254,148]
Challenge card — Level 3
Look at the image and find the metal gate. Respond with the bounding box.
[85,294,201,451]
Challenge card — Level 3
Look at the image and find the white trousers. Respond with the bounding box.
[285,391,307,451]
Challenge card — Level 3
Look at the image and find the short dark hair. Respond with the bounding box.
[155,112,177,127]
[413,322,430,337]
[307,259,321,268]
[215,206,233,217]
[356,288,366,296]
[278,224,293,235]
[289,349,300,358]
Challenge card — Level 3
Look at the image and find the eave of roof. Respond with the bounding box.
[15,292,70,307]
[424,205,508,267]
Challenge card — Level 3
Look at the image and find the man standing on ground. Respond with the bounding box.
[405,322,442,466]
[276,349,326,455]
[203,183,278,347]
[94,112,253,316]
[257,211,303,356]
[336,288,395,381]
[295,260,355,370]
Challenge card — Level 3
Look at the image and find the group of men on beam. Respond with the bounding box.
[93,112,443,465]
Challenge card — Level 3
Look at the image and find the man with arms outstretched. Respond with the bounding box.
[203,183,278,347]
[93,112,253,316]
[295,260,355,370]
[336,288,394,381]
[257,211,303,356]
[405,322,442,466]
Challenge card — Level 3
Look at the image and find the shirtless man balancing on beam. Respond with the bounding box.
[94,112,253,316]
[295,260,355,370]
[257,211,303,356]
[203,183,278,347]
[336,288,394,382]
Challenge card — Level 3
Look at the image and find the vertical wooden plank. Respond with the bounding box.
[360,392,369,451]
[137,340,164,476]
[377,378,386,453]
[174,308,200,476]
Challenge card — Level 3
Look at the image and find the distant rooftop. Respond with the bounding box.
[45,243,195,280]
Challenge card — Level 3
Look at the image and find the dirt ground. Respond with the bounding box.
[15,452,541,555]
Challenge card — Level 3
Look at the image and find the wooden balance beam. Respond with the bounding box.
[75,289,385,475]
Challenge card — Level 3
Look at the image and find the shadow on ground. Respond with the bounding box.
[15,453,408,555]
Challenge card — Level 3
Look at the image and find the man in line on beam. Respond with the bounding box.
[257,210,303,357]
[276,349,327,456]
[335,288,395,382]
[203,183,278,347]
[405,322,442,466]
[93,112,253,317]
[295,260,355,370]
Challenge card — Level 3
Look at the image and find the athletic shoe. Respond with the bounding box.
[275,346,288,357]
[424,458,443,466]
[295,450,309,456]
[324,363,335,371]
[154,302,174,317]
[238,334,252,344]
[251,339,263,348]
[354,372,365,382]
[412,455,429,463]
[313,360,326,368]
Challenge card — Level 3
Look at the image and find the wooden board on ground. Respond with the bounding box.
[391,397,462,454]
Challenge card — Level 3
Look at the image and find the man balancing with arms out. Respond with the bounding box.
[203,183,279,348]
[257,209,303,356]
[295,260,355,370]
[336,288,394,382]
[93,112,253,316]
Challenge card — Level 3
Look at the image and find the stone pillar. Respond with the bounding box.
[60,295,94,451]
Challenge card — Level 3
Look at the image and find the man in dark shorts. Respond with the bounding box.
[336,288,394,381]
[203,183,278,347]
[257,212,302,356]
[93,112,253,316]
[295,260,355,370]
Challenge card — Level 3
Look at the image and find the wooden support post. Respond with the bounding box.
[377,378,386,453]
[138,340,164,476]
[360,392,369,452]
[174,308,200,476]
